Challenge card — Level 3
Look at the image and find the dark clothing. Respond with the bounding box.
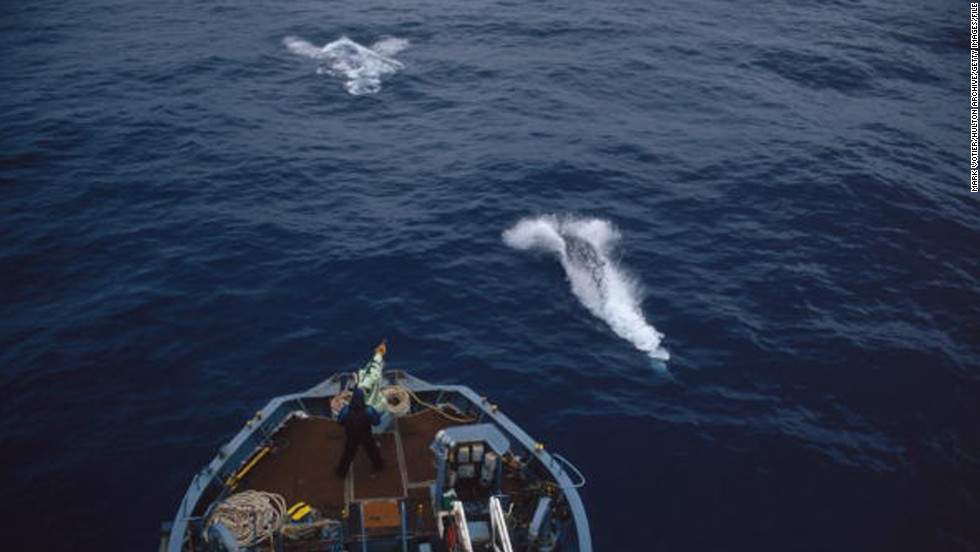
[336,401,381,427]
[335,390,384,477]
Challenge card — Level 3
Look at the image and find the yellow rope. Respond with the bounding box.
[333,384,477,423]
[386,384,478,424]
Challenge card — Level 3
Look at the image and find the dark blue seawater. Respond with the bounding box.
[1,0,977,549]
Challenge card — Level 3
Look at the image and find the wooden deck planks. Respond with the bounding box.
[240,417,347,518]
[239,408,467,525]
[396,410,461,485]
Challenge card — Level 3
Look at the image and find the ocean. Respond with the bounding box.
[1,0,977,549]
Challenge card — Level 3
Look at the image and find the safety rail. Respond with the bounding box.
[437,501,475,552]
[489,496,515,552]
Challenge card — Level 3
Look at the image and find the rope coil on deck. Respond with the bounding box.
[204,490,287,547]
[381,385,411,416]
[384,384,477,423]
[332,383,477,423]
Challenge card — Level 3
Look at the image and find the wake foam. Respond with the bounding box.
[284,35,407,95]
[503,215,670,362]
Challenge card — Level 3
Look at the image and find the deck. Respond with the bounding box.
[239,409,460,524]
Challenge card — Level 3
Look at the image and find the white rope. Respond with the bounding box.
[381,385,411,416]
[204,490,287,547]
[383,384,477,424]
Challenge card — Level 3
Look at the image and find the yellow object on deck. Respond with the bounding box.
[224,446,271,489]
[287,502,314,522]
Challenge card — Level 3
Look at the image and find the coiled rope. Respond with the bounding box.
[204,490,287,547]
[382,385,477,423]
[331,384,477,423]
[380,386,411,416]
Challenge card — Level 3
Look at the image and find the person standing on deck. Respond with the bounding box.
[335,386,384,477]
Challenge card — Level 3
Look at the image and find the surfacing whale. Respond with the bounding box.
[284,35,408,95]
[503,215,670,364]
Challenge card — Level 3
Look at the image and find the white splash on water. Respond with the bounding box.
[369,37,410,58]
[503,215,670,363]
[283,35,408,95]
